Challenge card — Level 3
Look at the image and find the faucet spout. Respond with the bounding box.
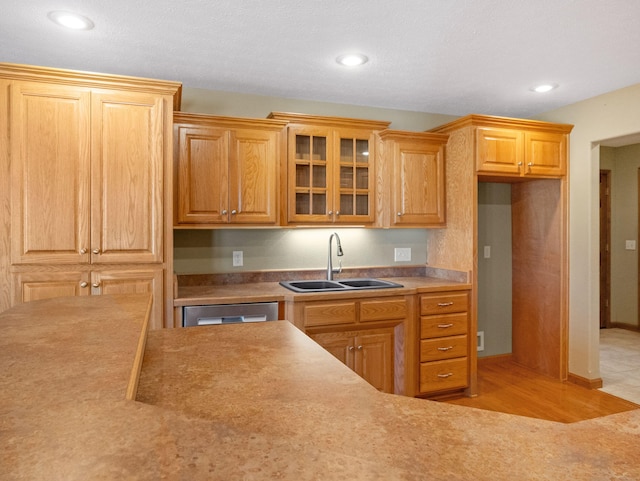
[327,232,344,280]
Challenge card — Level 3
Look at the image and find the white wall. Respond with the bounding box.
[536,83,640,380]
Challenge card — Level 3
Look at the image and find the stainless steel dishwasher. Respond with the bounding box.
[183,302,279,327]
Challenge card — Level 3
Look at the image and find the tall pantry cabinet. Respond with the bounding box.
[0,64,182,329]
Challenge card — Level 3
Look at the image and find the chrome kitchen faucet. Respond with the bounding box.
[327,232,344,280]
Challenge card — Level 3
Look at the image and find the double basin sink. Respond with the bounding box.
[279,278,404,293]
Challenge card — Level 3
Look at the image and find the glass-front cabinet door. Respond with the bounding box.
[288,125,332,223]
[287,126,376,224]
[271,112,390,225]
[334,129,375,224]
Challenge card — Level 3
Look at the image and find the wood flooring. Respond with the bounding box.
[442,359,639,423]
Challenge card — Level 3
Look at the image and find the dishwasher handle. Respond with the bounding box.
[196,315,268,325]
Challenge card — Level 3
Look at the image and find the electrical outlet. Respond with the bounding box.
[483,245,491,258]
[232,250,243,267]
[394,247,411,262]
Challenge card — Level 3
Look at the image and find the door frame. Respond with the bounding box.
[599,169,611,329]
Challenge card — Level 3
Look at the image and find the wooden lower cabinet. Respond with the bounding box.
[310,328,394,393]
[417,290,470,396]
[13,267,163,329]
[292,294,411,395]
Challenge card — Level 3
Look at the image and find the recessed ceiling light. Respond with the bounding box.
[48,11,95,30]
[531,83,558,93]
[336,53,368,67]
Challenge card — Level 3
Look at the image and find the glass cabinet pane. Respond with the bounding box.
[312,193,327,214]
[340,166,353,188]
[355,167,368,189]
[340,194,354,215]
[296,135,310,159]
[313,137,327,161]
[356,139,369,163]
[312,165,326,188]
[296,164,310,188]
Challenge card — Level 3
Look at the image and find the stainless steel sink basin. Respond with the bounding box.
[280,278,403,293]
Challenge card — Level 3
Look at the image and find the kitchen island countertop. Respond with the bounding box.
[2,294,639,480]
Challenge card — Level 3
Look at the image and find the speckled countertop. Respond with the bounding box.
[174,266,472,306]
[2,294,640,480]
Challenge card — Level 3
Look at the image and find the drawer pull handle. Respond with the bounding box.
[437,346,454,351]
[437,301,454,307]
[437,323,454,329]
[437,373,453,378]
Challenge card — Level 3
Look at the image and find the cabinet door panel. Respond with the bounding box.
[524,131,566,176]
[309,331,354,367]
[175,125,229,224]
[13,270,89,304]
[91,91,163,263]
[92,268,163,329]
[356,330,394,393]
[229,128,278,224]
[393,141,445,226]
[10,82,91,264]
[476,127,523,175]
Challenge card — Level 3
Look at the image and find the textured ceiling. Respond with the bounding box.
[2,0,640,118]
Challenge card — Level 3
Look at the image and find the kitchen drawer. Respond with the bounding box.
[420,312,468,338]
[420,292,468,315]
[304,301,356,328]
[420,335,467,362]
[419,357,468,393]
[360,297,407,323]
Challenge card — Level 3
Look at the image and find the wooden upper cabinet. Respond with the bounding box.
[10,84,165,265]
[476,127,523,175]
[378,130,448,227]
[10,81,92,265]
[174,113,285,226]
[432,115,573,180]
[269,112,390,225]
[91,91,164,263]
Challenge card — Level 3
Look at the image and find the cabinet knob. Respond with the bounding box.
[328,210,333,216]
[92,248,100,255]
[348,346,355,351]
[221,209,228,215]
[80,281,88,288]
[231,209,237,215]
[92,283,100,288]
[517,161,523,167]
[397,212,402,217]
[357,345,363,350]
[79,248,87,254]
[335,211,340,216]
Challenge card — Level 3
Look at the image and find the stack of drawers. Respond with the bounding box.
[418,291,470,395]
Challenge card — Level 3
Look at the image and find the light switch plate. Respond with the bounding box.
[625,240,636,250]
[394,247,411,262]
[232,250,243,267]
